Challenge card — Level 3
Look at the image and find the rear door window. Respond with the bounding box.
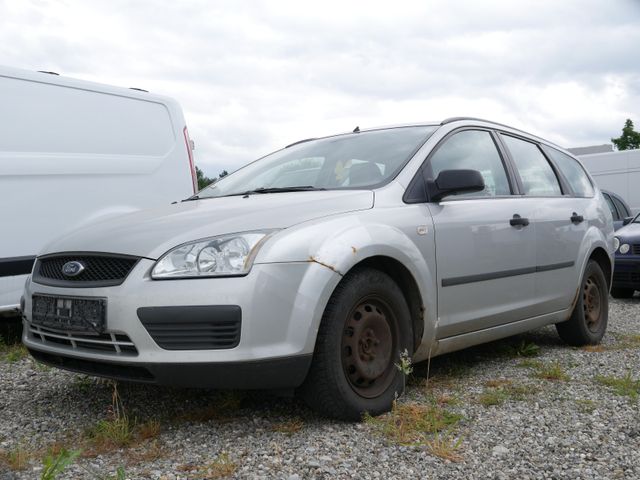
[602,193,620,221]
[541,146,594,197]
[500,135,562,196]
[427,130,511,198]
[611,195,629,218]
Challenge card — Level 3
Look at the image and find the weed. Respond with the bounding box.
[596,372,640,400]
[575,399,597,413]
[425,428,463,462]
[581,344,606,353]
[479,382,537,407]
[73,375,95,393]
[517,359,542,369]
[365,401,462,445]
[615,334,640,350]
[1,343,28,362]
[511,340,540,358]
[179,453,237,479]
[518,359,570,381]
[271,418,304,435]
[532,361,570,381]
[395,349,414,376]
[137,419,161,441]
[41,448,81,480]
[478,389,509,407]
[86,382,133,451]
[0,445,29,471]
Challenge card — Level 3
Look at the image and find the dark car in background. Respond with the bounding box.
[603,190,633,230]
[612,215,640,298]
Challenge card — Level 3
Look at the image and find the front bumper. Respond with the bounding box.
[23,259,340,389]
[612,257,640,289]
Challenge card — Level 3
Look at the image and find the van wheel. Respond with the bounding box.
[300,267,412,420]
[610,287,635,299]
[556,260,608,346]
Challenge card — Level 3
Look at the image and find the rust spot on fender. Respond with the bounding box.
[308,256,343,276]
[351,246,357,254]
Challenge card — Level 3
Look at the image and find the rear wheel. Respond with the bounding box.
[556,259,608,346]
[300,267,412,420]
[610,287,635,299]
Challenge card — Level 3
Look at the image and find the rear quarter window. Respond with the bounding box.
[542,146,594,197]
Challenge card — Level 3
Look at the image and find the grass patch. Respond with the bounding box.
[365,400,462,446]
[502,340,540,358]
[178,453,237,479]
[0,445,30,471]
[615,334,640,350]
[580,344,607,353]
[575,399,597,413]
[137,419,161,441]
[0,341,28,363]
[424,429,463,462]
[41,448,81,480]
[596,372,640,400]
[519,360,570,381]
[176,391,244,424]
[478,381,536,407]
[271,418,304,435]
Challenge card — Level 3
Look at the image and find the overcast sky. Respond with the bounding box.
[2,0,639,177]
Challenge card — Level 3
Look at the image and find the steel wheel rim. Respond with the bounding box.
[583,276,602,332]
[341,296,398,398]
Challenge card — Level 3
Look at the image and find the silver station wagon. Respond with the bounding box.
[22,118,614,420]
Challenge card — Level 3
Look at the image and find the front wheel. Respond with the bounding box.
[300,267,413,420]
[556,259,608,346]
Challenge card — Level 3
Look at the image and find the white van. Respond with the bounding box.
[578,148,640,215]
[0,66,197,314]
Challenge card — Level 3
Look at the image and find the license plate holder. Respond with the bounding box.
[32,294,106,334]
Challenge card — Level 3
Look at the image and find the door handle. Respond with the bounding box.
[510,214,530,227]
[570,212,584,224]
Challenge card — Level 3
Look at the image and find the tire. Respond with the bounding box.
[300,267,413,420]
[611,287,635,299]
[556,259,608,346]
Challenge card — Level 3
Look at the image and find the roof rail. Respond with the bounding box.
[285,138,317,148]
[130,87,148,92]
[37,70,59,75]
[440,116,503,126]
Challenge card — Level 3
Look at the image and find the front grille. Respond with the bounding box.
[632,244,640,255]
[613,270,640,285]
[28,324,138,355]
[33,254,139,287]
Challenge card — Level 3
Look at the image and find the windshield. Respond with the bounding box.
[197,126,436,198]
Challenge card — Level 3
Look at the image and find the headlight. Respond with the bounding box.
[613,237,620,252]
[620,243,630,254]
[151,231,275,279]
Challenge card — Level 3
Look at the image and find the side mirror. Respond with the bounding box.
[623,216,633,226]
[429,169,485,202]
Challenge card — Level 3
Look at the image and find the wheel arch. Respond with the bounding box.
[344,255,425,353]
[588,246,612,290]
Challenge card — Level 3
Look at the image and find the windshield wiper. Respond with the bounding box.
[226,186,326,197]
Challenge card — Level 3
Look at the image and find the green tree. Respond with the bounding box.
[612,119,640,151]
[218,170,229,178]
[195,165,215,190]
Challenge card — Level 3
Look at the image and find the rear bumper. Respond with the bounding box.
[28,347,313,389]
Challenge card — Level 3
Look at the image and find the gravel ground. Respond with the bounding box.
[1,298,639,480]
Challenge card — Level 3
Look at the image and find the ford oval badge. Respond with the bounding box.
[62,261,85,277]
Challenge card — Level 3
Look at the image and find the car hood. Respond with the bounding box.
[616,222,640,241]
[42,190,374,259]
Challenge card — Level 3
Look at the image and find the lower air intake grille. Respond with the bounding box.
[137,305,241,350]
[28,325,138,355]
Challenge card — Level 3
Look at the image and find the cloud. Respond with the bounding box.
[1,0,639,176]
